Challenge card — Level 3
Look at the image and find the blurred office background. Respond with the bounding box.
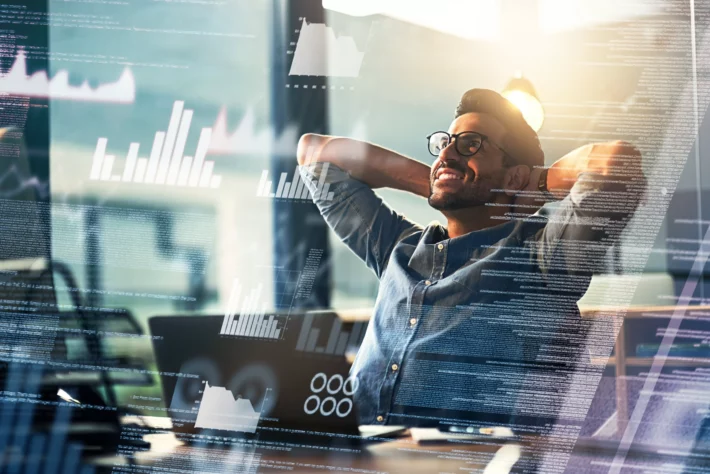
[30,0,710,408]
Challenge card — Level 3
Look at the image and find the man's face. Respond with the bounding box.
[428,113,510,211]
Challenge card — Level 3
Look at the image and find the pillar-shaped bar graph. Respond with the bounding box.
[257,160,335,202]
[89,101,222,189]
[219,279,285,339]
[295,313,366,355]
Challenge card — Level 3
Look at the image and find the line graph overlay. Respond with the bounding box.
[194,382,263,433]
[208,107,298,156]
[288,18,365,78]
[0,164,49,199]
[0,50,135,103]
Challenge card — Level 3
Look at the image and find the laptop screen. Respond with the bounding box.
[149,312,365,439]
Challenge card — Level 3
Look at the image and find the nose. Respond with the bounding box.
[437,139,463,166]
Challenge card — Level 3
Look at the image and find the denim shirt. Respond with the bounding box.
[300,163,635,428]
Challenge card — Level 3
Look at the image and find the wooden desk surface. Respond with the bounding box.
[120,431,524,474]
[579,304,710,318]
[330,305,710,323]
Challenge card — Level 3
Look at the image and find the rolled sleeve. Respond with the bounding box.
[536,172,642,276]
[299,163,422,278]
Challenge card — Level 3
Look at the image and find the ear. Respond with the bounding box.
[503,165,530,196]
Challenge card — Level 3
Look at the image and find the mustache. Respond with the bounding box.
[432,160,468,177]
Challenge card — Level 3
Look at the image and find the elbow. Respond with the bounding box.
[598,140,643,175]
[614,140,643,175]
[297,133,314,165]
[610,140,641,160]
[297,133,328,165]
[607,140,646,197]
[611,140,640,157]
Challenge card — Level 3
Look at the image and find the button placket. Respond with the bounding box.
[377,289,422,422]
[433,241,447,280]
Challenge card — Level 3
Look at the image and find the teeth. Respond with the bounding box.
[438,173,462,180]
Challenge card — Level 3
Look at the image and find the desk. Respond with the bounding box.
[109,428,524,474]
[333,305,710,436]
[88,413,710,474]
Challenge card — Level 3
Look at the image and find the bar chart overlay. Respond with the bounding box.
[89,100,222,188]
[257,154,335,202]
[219,280,287,339]
[194,382,263,433]
[295,313,366,355]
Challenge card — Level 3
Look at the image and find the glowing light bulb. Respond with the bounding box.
[502,89,545,132]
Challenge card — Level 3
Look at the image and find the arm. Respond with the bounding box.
[532,141,646,276]
[296,134,426,278]
[533,140,645,200]
[297,133,431,198]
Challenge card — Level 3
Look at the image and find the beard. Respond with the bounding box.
[427,166,505,211]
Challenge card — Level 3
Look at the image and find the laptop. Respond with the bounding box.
[149,312,403,445]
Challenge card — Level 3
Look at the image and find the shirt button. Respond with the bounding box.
[376,415,384,422]
[391,364,399,371]
[410,318,417,326]
[425,280,431,286]
[437,244,444,250]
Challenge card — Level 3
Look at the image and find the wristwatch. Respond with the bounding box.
[537,168,554,200]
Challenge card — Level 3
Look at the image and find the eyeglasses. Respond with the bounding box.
[426,131,508,158]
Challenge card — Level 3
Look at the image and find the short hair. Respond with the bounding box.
[455,88,544,168]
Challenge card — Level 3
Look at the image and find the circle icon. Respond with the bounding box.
[343,376,359,396]
[227,363,279,416]
[310,373,328,393]
[326,374,343,394]
[172,357,220,414]
[304,372,358,417]
[304,395,320,415]
[336,398,353,418]
[319,396,337,416]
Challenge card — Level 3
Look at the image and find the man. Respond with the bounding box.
[296,89,644,430]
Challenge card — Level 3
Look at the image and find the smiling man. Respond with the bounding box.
[296,89,645,430]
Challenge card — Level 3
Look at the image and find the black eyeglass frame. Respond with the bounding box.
[426,130,510,159]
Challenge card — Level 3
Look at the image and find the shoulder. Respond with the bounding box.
[508,211,550,243]
[395,221,440,245]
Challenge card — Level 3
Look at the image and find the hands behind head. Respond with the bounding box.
[512,140,646,216]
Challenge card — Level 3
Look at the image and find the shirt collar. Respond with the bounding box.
[423,219,518,246]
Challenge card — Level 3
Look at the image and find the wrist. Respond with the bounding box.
[415,178,431,199]
[398,163,431,198]
[545,164,575,199]
[535,167,558,201]
[404,173,431,198]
